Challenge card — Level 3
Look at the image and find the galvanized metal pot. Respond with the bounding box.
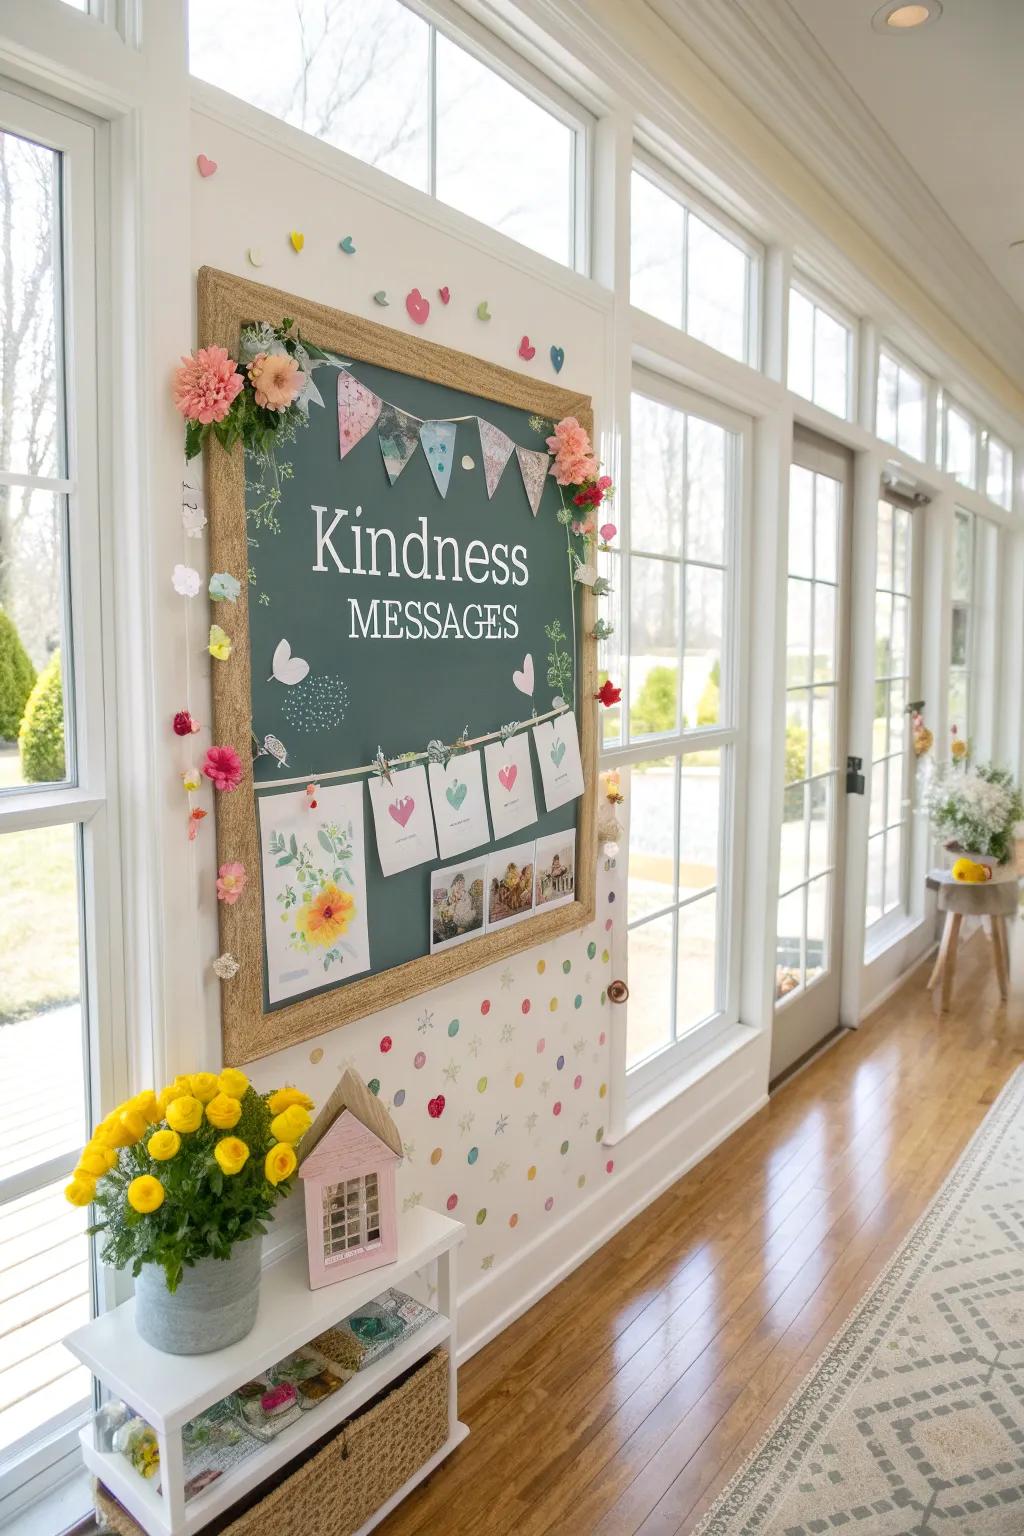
[133,1236,262,1354]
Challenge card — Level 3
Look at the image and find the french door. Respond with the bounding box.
[772,431,852,1081]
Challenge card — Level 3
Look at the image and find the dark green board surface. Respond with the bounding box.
[247,359,582,1009]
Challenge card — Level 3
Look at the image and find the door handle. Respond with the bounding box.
[846,756,865,795]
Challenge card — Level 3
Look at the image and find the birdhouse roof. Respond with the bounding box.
[298,1067,403,1167]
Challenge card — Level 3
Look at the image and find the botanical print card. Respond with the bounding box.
[430,857,487,954]
[258,782,370,1005]
[367,764,437,877]
[428,750,490,860]
[483,733,537,840]
[486,841,536,928]
[533,713,585,812]
[534,829,576,911]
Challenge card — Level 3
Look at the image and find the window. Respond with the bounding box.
[866,500,914,937]
[787,285,853,419]
[322,1174,381,1259]
[0,96,115,1507]
[876,347,926,460]
[985,433,1013,510]
[630,161,759,365]
[601,381,744,1086]
[949,509,973,740]
[941,397,977,488]
[188,0,584,268]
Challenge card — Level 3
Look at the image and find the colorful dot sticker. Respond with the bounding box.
[467,1147,479,1166]
[514,1072,525,1088]
[380,1036,392,1053]
[560,1139,569,1155]
[476,1208,487,1224]
[549,997,558,1012]
[480,999,491,1015]
[577,1174,586,1189]
[595,1126,604,1141]
[574,994,583,1009]
[414,1051,426,1069]
[599,1082,607,1099]
[536,959,546,975]
[562,959,572,974]
[537,1038,546,1054]
[476,1076,488,1093]
[393,1088,406,1107]
[447,1193,458,1210]
[448,1018,460,1037]
[599,1031,606,1046]
[587,941,597,959]
[556,1054,565,1070]
[521,999,531,1014]
[367,1078,380,1095]
[430,1147,443,1165]
[509,1212,519,1228]
[608,891,615,903]
[544,1196,554,1211]
[605,1160,614,1174]
[602,948,610,962]
[527,1164,537,1180]
[309,1047,323,1064]
[553,1101,562,1116]
[574,1074,582,1089]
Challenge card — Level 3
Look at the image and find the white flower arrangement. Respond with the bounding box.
[925,762,1024,864]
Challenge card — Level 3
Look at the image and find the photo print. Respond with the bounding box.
[534,829,576,911]
[430,857,487,953]
[486,840,537,928]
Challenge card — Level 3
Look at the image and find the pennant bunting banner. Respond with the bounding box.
[476,418,515,499]
[515,445,550,517]
[337,370,382,460]
[419,420,458,498]
[377,401,421,485]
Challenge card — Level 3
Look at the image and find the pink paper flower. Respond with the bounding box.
[202,745,244,793]
[172,346,244,425]
[216,862,247,904]
[546,416,598,486]
[247,352,304,412]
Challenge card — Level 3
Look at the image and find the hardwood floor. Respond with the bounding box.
[379,925,1024,1536]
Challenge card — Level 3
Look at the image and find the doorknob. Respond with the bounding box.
[607,979,629,1004]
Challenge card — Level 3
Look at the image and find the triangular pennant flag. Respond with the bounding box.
[419,420,457,498]
[477,418,515,499]
[377,401,421,485]
[516,445,550,517]
[337,370,382,460]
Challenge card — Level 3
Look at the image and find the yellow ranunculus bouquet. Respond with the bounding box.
[67,1072,314,1291]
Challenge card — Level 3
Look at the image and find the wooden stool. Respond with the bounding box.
[926,871,1018,1012]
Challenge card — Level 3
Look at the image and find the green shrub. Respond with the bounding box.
[0,609,35,741]
[19,649,65,783]
[785,722,808,784]
[696,659,720,727]
[630,665,678,736]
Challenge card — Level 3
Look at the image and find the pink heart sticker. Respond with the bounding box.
[439,286,451,304]
[388,796,416,828]
[405,288,430,325]
[196,154,218,178]
[518,335,536,361]
[498,764,518,792]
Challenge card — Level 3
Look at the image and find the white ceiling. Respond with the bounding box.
[784,0,1024,315]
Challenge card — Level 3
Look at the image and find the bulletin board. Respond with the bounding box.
[198,268,598,1064]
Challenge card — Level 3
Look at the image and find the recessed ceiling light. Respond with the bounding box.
[871,1,942,31]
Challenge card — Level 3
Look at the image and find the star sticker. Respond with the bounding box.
[499,967,514,990]
[468,1033,483,1057]
[578,1111,589,1127]
[402,1191,423,1211]
[524,1111,538,1132]
[443,1059,461,1083]
[458,1111,475,1135]
[538,1079,551,1097]
[490,1161,509,1182]
[499,1020,516,1043]
[495,1114,509,1135]
[481,1254,494,1271]
[417,1008,435,1033]
[574,1037,586,1054]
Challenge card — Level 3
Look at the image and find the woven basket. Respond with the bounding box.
[95,1349,449,1536]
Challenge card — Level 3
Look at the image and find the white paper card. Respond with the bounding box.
[533,713,584,812]
[367,764,437,876]
[258,782,371,1004]
[534,829,576,911]
[428,750,491,860]
[483,734,538,839]
[486,840,537,928]
[430,856,487,953]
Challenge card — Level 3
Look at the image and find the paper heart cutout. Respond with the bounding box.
[512,653,534,696]
[518,335,536,361]
[476,300,491,321]
[196,154,218,178]
[446,780,468,810]
[427,1094,446,1119]
[246,247,264,268]
[550,738,566,767]
[339,235,356,254]
[406,288,430,324]
[550,344,565,373]
[599,522,617,542]
[498,763,518,792]
[373,291,390,306]
[388,795,416,828]
[269,638,310,687]
[290,230,304,252]
[439,286,451,304]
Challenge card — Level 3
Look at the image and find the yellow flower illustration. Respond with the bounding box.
[295,883,355,948]
[148,1129,181,1161]
[165,1094,203,1134]
[206,1092,242,1130]
[266,1086,314,1116]
[127,1175,165,1214]
[214,1136,249,1176]
[189,1072,219,1105]
[265,1143,297,1185]
[218,1068,249,1100]
[64,1174,96,1207]
[208,623,232,661]
[269,1104,312,1144]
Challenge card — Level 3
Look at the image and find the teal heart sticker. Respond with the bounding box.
[550,738,566,767]
[446,780,467,809]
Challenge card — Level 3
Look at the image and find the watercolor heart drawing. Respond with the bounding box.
[512,653,535,696]
[518,335,536,361]
[289,230,305,252]
[439,285,451,304]
[196,154,218,178]
[550,344,565,373]
[405,288,430,324]
[476,300,491,321]
[498,763,518,792]
[446,780,468,810]
[339,235,356,254]
[427,1094,446,1119]
[388,795,416,828]
[550,738,566,767]
[269,639,310,687]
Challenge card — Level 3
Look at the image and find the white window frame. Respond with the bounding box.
[940,392,979,489]
[630,148,763,369]
[876,342,928,462]
[787,276,857,421]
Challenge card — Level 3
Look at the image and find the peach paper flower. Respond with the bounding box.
[172,346,244,424]
[248,352,305,412]
[216,862,247,904]
[546,416,598,486]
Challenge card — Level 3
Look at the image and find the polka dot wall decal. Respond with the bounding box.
[447,1193,458,1210]
[380,1036,392,1053]
[309,1047,323,1064]
[477,1076,488,1093]
[602,948,610,963]
[578,1174,586,1188]
[468,1146,479,1164]
[476,1209,487,1225]
[430,1147,443,1165]
[606,1160,615,1174]
[556,1054,565,1070]
[537,1038,545,1053]
[548,998,558,1013]
[574,994,583,1009]
[514,1072,524,1088]
[596,1126,604,1141]
[599,1031,606,1046]
[480,999,491,1015]
[562,959,571,974]
[414,1051,426,1069]
[601,990,607,1006]
[553,1101,562,1116]
[560,1139,569,1154]
[368,1078,380,1095]
[608,890,616,903]
[544,1196,554,1211]
[574,1074,583,1089]
[509,1213,518,1228]
[527,1164,537,1180]
[587,941,597,959]
[393,1089,406,1107]
[521,999,531,1014]
[599,1082,607,1098]
[537,959,546,974]
[448,1018,460,1037]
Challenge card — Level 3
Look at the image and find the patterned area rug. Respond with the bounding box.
[693,1066,1024,1535]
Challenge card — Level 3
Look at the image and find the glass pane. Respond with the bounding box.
[683,565,722,728]
[779,781,806,893]
[892,508,911,594]
[627,759,676,920]
[887,753,905,830]
[805,875,829,987]
[865,834,885,927]
[679,750,718,898]
[986,437,1012,510]
[952,512,973,601]
[189,0,430,192]
[811,686,834,775]
[813,307,849,418]
[785,692,810,784]
[877,351,899,446]
[0,131,61,478]
[776,887,804,999]
[786,578,812,687]
[686,211,748,363]
[676,893,717,1034]
[897,365,926,460]
[807,776,831,880]
[944,404,975,487]
[788,466,814,579]
[813,583,836,683]
[876,502,893,590]
[626,911,674,1068]
[948,671,968,737]
[0,489,70,790]
[686,416,726,565]
[889,682,906,751]
[883,825,904,914]
[787,288,813,402]
[875,592,893,677]
[814,474,840,584]
[870,759,886,834]
[629,558,679,740]
[873,680,888,758]
[891,594,909,676]
[435,34,574,265]
[630,171,684,328]
[630,394,684,555]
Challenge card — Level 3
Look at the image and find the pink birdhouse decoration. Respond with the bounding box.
[298,1068,403,1290]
